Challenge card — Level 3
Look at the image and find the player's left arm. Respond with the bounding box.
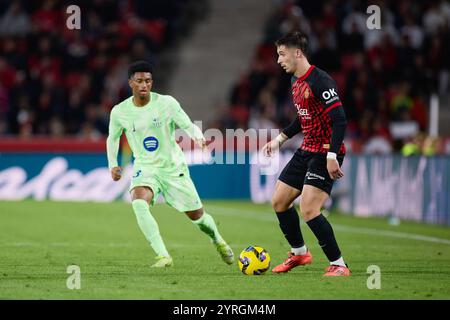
[168,96,206,149]
[262,116,301,157]
[313,75,347,180]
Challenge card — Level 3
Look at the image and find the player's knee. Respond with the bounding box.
[299,201,320,221]
[271,195,290,212]
[186,208,203,221]
[131,187,153,204]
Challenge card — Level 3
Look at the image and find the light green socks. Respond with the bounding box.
[192,212,224,244]
[131,199,169,257]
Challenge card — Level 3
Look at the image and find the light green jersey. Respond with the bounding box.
[106,92,204,173]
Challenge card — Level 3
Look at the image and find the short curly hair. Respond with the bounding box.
[128,60,154,79]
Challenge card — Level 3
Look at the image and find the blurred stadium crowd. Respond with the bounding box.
[213,0,450,155]
[0,0,206,138]
[0,0,449,155]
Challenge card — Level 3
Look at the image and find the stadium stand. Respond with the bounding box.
[0,0,208,138]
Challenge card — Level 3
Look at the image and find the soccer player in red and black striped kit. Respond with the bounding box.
[262,32,350,276]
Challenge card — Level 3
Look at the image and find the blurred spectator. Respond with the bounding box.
[401,133,425,156]
[401,14,424,49]
[391,81,414,121]
[422,0,450,35]
[422,135,439,156]
[31,0,61,33]
[0,1,30,36]
[401,132,441,156]
[363,136,393,154]
[341,4,366,36]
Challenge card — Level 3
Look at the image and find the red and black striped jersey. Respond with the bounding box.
[291,65,346,155]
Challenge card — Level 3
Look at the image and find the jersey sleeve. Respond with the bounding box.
[106,107,123,169]
[311,75,343,112]
[168,96,204,141]
[312,75,347,154]
[282,116,302,138]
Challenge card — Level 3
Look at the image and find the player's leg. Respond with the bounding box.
[300,155,349,276]
[185,207,224,244]
[271,181,313,273]
[271,150,312,273]
[185,207,234,265]
[161,171,234,264]
[272,180,305,254]
[130,186,172,267]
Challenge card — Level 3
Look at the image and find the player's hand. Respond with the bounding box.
[262,139,280,157]
[195,138,207,151]
[327,159,344,180]
[111,166,123,181]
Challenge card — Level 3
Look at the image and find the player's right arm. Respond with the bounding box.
[168,96,206,149]
[262,116,301,157]
[106,108,123,181]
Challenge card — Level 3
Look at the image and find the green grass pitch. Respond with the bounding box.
[0,200,449,299]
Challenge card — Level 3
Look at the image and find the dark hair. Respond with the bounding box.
[128,60,154,79]
[275,31,309,56]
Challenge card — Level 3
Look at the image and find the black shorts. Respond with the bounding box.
[278,149,344,195]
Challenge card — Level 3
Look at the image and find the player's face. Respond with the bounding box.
[277,45,300,74]
[129,72,153,99]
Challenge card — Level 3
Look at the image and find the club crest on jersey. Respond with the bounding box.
[304,88,310,99]
[143,136,159,152]
[153,117,162,127]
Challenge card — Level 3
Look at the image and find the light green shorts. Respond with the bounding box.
[129,166,202,212]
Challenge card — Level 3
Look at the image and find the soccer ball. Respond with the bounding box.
[238,246,271,275]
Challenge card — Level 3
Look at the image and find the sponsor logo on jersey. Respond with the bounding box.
[298,109,309,116]
[322,88,340,104]
[143,136,159,152]
[296,106,311,119]
[153,117,162,127]
[322,88,337,100]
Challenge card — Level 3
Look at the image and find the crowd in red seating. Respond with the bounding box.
[0,0,206,138]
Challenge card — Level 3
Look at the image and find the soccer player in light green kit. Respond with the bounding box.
[107,61,234,268]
